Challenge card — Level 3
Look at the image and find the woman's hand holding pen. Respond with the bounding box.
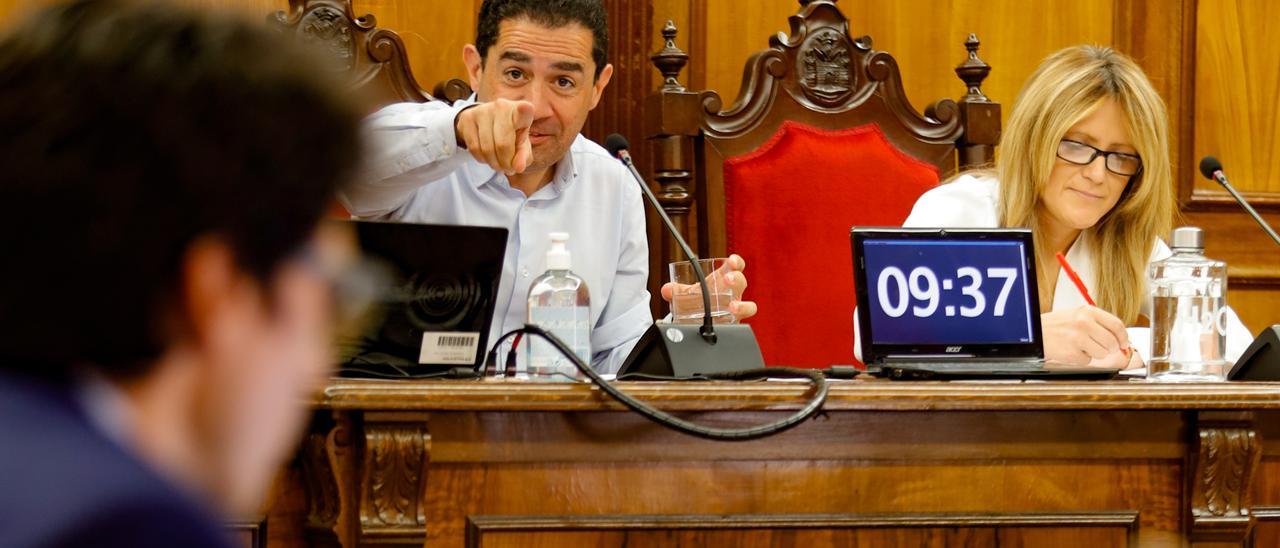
[1050,252,1140,369]
[1041,306,1133,366]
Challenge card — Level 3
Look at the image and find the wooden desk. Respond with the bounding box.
[262,378,1280,547]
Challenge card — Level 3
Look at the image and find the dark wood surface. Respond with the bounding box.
[258,378,1280,547]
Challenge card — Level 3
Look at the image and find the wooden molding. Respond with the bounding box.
[1252,506,1280,521]
[465,512,1140,547]
[319,378,1280,413]
[1183,188,1280,213]
[225,517,267,548]
[1188,411,1261,544]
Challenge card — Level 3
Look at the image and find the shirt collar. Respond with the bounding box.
[73,368,134,451]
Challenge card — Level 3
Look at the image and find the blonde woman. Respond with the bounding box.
[896,45,1250,368]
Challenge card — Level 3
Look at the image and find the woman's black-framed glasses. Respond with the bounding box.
[1056,139,1143,177]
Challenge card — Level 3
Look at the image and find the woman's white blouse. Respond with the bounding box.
[854,174,1252,364]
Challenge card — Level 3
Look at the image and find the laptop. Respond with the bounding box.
[851,227,1118,380]
[336,220,508,379]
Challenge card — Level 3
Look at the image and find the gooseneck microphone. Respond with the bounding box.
[604,133,766,377]
[604,134,716,341]
[1199,156,1280,247]
[1199,156,1280,381]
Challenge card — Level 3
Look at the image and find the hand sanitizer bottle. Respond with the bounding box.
[526,232,591,381]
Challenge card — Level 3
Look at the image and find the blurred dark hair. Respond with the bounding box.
[0,0,362,380]
[475,0,608,79]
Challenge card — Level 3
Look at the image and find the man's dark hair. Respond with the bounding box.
[0,0,362,380]
[475,0,608,79]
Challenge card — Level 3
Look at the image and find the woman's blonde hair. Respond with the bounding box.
[995,45,1173,324]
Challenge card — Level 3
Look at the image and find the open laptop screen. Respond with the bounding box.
[336,220,508,377]
[852,228,1044,360]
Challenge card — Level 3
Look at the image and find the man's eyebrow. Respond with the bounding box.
[551,61,584,74]
[498,51,531,63]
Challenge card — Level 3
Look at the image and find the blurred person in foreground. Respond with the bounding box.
[0,1,363,546]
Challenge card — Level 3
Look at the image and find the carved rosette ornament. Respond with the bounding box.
[799,28,853,105]
[297,6,355,72]
[361,424,429,532]
[1189,411,1260,543]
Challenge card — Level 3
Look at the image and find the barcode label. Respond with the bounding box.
[438,336,474,348]
[419,332,480,365]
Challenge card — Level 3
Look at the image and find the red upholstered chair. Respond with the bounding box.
[647,0,1001,368]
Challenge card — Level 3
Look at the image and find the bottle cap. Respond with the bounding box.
[547,232,571,270]
[1171,226,1204,250]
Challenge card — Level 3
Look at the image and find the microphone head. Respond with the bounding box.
[604,133,629,158]
[1199,156,1224,180]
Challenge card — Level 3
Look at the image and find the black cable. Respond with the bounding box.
[338,363,480,380]
[487,325,829,441]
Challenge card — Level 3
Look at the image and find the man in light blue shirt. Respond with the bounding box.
[340,0,754,374]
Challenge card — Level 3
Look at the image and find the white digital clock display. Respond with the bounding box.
[875,266,1019,318]
[861,239,1035,345]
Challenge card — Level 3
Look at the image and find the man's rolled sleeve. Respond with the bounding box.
[339,100,476,218]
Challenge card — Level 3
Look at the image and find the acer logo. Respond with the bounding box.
[945,346,963,353]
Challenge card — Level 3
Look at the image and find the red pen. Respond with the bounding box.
[1055,252,1095,306]
[1055,252,1132,358]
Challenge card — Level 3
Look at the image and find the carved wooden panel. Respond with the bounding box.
[465,513,1139,548]
[299,413,356,547]
[300,432,339,541]
[261,383,1280,546]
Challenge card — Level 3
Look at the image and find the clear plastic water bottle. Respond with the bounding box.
[526,232,590,381]
[1148,227,1228,381]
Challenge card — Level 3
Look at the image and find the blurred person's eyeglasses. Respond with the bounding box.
[293,245,391,332]
[1057,139,1143,177]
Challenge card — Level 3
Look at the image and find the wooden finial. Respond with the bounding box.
[651,20,689,92]
[955,33,992,101]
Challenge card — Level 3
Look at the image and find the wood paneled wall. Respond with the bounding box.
[1194,0,1280,196]
[0,0,1276,333]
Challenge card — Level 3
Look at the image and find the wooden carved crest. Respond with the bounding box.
[800,28,853,104]
[296,5,355,72]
